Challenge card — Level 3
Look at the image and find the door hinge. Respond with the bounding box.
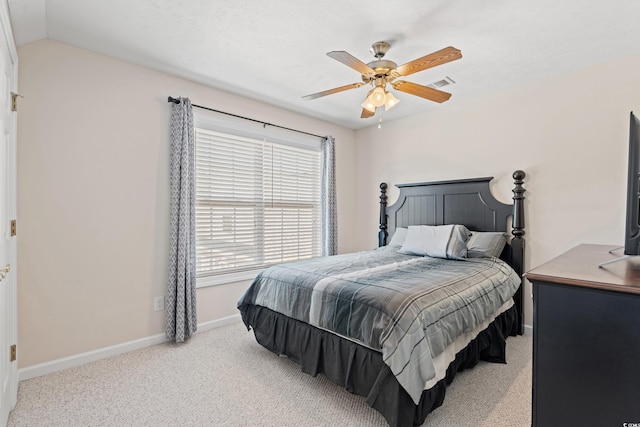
[10,219,16,236]
[11,92,22,112]
[10,344,16,362]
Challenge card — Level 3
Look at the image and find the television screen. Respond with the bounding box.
[624,111,640,255]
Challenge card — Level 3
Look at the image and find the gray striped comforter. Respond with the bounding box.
[238,246,520,404]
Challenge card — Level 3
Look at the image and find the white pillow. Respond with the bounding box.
[398,224,470,260]
[388,227,407,247]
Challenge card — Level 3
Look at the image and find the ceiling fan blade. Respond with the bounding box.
[327,51,375,76]
[392,81,452,103]
[361,107,375,119]
[393,46,462,77]
[302,82,365,100]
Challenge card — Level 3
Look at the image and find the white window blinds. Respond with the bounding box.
[195,128,321,278]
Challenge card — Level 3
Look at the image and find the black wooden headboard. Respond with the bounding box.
[378,170,526,334]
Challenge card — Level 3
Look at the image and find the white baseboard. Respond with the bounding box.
[523,324,533,336]
[196,313,242,332]
[18,313,242,381]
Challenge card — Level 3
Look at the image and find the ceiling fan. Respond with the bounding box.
[302,41,462,119]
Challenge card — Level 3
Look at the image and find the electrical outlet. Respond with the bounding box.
[154,296,165,312]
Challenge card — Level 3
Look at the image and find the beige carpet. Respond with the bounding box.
[8,321,531,427]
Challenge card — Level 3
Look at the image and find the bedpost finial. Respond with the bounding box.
[513,170,525,182]
[379,182,388,204]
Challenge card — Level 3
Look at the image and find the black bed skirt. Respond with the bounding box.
[238,304,518,427]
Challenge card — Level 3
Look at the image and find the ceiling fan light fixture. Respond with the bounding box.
[371,84,386,107]
[361,90,377,112]
[384,91,399,111]
[361,97,376,113]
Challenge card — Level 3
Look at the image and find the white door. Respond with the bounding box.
[0,0,17,424]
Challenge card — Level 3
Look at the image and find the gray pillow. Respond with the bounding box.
[398,224,471,260]
[466,232,508,258]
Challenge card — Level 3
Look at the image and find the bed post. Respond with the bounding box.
[511,170,526,335]
[512,170,526,240]
[378,183,388,247]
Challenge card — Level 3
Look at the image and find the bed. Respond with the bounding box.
[238,171,526,427]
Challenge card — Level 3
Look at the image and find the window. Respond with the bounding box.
[195,126,322,286]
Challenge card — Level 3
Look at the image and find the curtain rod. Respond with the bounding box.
[167,96,325,139]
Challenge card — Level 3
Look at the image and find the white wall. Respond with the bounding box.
[16,39,357,368]
[354,53,640,326]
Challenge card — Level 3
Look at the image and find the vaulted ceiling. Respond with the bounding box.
[9,0,640,129]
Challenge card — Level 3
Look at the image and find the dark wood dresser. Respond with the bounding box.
[525,244,640,427]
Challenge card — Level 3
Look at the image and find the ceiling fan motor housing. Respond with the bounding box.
[365,60,398,79]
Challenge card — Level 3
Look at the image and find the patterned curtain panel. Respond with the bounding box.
[321,136,337,256]
[167,97,197,342]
